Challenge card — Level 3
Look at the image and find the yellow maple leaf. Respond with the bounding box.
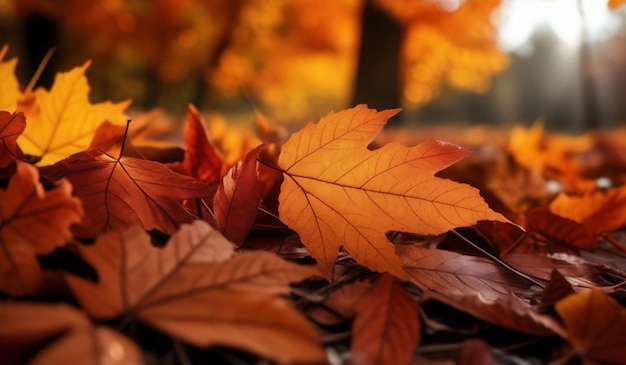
[277,105,508,277]
[17,61,130,165]
[0,45,20,112]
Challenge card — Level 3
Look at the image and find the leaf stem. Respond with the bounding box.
[25,47,55,92]
[256,157,284,173]
[451,229,545,289]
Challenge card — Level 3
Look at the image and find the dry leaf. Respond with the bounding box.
[420,291,565,337]
[17,61,130,165]
[0,111,26,167]
[525,207,597,250]
[176,104,224,181]
[398,245,531,300]
[349,274,420,365]
[0,161,83,296]
[0,302,142,365]
[277,104,507,277]
[550,187,626,234]
[41,149,210,237]
[555,289,626,365]
[457,339,498,365]
[65,221,325,363]
[213,144,264,245]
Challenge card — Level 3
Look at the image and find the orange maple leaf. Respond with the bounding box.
[17,61,130,165]
[555,289,626,364]
[0,161,83,296]
[41,149,210,237]
[277,105,507,277]
[65,221,325,363]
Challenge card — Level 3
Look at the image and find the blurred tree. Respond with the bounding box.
[3,0,507,124]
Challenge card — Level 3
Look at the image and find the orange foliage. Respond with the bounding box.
[376,0,507,105]
[277,105,507,277]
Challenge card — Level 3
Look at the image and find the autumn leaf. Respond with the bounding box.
[0,111,26,167]
[0,161,83,296]
[0,302,142,365]
[398,245,531,300]
[420,291,565,337]
[555,289,626,364]
[41,149,210,237]
[213,145,264,245]
[0,45,20,112]
[65,221,325,363]
[525,207,597,250]
[17,61,130,165]
[176,104,224,181]
[277,105,508,277]
[550,187,626,234]
[349,274,420,365]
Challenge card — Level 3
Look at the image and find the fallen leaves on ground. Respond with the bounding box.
[0,302,142,365]
[2,55,626,364]
[41,149,210,238]
[349,274,420,365]
[277,104,507,277]
[0,161,83,296]
[65,221,325,363]
[555,289,626,364]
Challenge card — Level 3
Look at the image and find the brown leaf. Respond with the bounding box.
[214,144,264,245]
[0,111,25,167]
[541,269,576,306]
[349,274,420,365]
[420,291,565,337]
[278,105,507,277]
[457,339,498,365]
[525,207,597,251]
[65,221,325,363]
[28,327,142,365]
[0,162,83,296]
[41,149,210,237]
[505,253,607,290]
[555,289,626,364]
[398,245,531,300]
[0,302,142,365]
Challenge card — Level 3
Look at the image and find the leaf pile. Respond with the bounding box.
[2,53,626,364]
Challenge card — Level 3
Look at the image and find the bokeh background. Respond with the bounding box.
[1,0,626,132]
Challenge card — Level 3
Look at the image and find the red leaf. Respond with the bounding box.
[213,144,264,245]
[41,149,210,237]
[177,104,223,181]
[349,274,420,365]
[0,111,25,167]
[526,207,597,250]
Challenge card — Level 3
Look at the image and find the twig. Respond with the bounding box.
[451,229,545,288]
